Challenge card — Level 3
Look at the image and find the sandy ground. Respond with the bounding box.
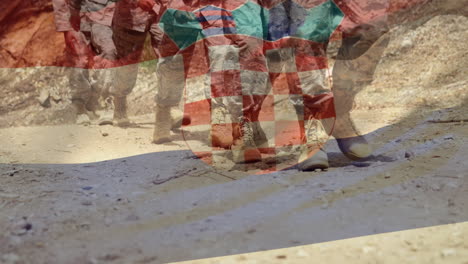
[1,104,467,264]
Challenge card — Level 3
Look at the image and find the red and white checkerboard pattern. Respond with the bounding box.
[180,36,336,173]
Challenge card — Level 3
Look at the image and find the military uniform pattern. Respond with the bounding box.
[52,0,137,104]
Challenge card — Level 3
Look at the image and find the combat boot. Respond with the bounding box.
[72,99,91,125]
[298,148,329,171]
[97,96,114,126]
[298,117,330,170]
[232,117,262,164]
[84,91,102,122]
[113,96,132,127]
[333,113,372,161]
[153,105,172,144]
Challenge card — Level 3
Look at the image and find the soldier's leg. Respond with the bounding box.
[217,36,268,163]
[88,23,118,120]
[238,37,269,149]
[111,25,147,127]
[147,23,191,143]
[332,21,390,160]
[149,23,191,137]
[297,50,334,170]
[63,30,94,124]
[152,55,186,143]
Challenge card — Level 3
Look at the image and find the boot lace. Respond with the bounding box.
[238,116,256,148]
[303,116,328,147]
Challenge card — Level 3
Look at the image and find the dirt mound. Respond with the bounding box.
[355,14,468,110]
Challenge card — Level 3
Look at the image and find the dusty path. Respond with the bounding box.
[1,105,466,264]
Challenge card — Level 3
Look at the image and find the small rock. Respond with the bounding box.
[81,186,93,191]
[37,89,50,107]
[384,172,391,179]
[5,170,19,177]
[102,132,109,137]
[276,255,287,259]
[79,222,91,230]
[11,218,33,236]
[401,38,413,49]
[404,151,414,159]
[23,223,32,231]
[125,214,140,221]
[362,246,376,254]
[443,135,454,140]
[446,181,458,188]
[314,169,322,172]
[50,90,62,102]
[448,199,455,207]
[236,255,248,261]
[441,248,456,257]
[296,249,309,257]
[247,229,256,234]
[98,254,121,261]
[81,200,93,206]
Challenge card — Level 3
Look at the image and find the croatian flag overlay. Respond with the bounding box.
[0,0,467,263]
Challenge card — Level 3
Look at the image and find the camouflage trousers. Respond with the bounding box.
[65,23,130,105]
[112,24,186,107]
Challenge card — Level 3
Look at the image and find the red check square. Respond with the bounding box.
[184,99,211,126]
[270,72,302,95]
[295,54,328,72]
[211,123,234,150]
[275,120,305,147]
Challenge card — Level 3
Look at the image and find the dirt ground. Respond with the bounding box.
[1,13,467,264]
[0,103,467,264]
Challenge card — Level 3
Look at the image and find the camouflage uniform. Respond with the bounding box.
[111,0,155,100]
[52,0,119,117]
[112,0,187,140]
[112,0,186,107]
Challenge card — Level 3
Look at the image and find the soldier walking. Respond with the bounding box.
[52,0,134,126]
[112,0,190,141]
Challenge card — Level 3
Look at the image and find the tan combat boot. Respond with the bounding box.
[298,117,330,171]
[113,96,132,127]
[333,113,372,161]
[153,105,172,144]
[72,99,91,125]
[232,117,262,164]
[85,91,102,121]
